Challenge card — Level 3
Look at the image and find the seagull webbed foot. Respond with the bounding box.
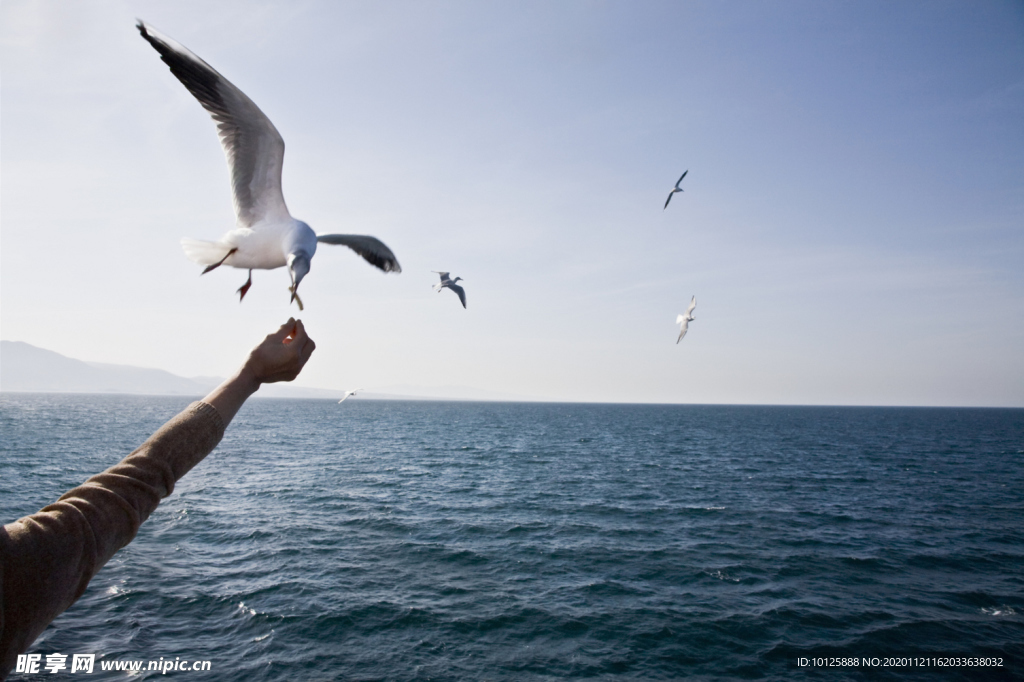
[237,270,253,302]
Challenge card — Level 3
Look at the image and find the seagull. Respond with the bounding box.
[663,170,688,210]
[137,21,401,310]
[676,296,696,344]
[432,271,466,309]
[338,388,363,404]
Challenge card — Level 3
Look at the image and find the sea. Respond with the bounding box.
[1,394,1022,681]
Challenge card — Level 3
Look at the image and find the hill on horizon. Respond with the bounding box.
[0,341,537,402]
[1,340,220,396]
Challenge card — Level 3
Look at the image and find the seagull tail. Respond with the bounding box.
[676,314,686,324]
[181,238,234,266]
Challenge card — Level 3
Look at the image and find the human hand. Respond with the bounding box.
[243,318,316,385]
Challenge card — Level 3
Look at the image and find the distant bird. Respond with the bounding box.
[663,170,688,210]
[676,296,696,344]
[338,388,363,404]
[137,21,401,310]
[432,271,467,309]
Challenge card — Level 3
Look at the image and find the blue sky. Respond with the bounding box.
[2,0,1022,405]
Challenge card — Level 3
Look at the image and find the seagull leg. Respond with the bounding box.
[237,270,253,302]
[202,247,238,274]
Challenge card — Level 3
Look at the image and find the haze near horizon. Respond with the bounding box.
[2,0,1022,406]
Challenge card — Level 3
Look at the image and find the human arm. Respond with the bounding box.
[0,319,315,678]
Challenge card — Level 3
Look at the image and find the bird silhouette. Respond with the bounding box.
[664,170,688,210]
[676,296,697,343]
[338,388,363,404]
[432,271,467,309]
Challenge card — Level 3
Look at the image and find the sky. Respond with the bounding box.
[2,0,1023,406]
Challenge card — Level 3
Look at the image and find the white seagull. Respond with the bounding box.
[137,21,401,310]
[432,271,466,309]
[676,296,696,344]
[664,170,688,210]
[338,388,363,404]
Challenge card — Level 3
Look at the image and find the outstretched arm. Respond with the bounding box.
[0,319,315,678]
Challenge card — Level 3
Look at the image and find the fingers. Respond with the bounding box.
[290,319,307,345]
[299,335,316,366]
[289,320,316,366]
[245,318,315,384]
[268,317,297,343]
[274,318,315,365]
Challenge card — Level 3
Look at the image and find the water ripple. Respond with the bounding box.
[3,396,1022,679]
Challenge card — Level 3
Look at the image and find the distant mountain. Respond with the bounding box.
[0,341,218,396]
[0,341,540,402]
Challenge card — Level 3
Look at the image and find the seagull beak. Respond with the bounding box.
[286,253,311,311]
[289,285,304,311]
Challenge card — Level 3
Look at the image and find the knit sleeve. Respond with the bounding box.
[0,401,226,678]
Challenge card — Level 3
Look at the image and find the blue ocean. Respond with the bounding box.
[2,395,1022,680]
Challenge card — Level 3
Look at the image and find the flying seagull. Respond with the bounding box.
[338,388,363,404]
[432,271,466,309]
[676,296,696,344]
[663,170,688,210]
[137,21,401,310]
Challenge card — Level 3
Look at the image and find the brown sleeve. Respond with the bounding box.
[0,401,225,678]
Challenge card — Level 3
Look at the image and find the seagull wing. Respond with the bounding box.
[339,388,362,403]
[675,170,688,188]
[316,234,402,273]
[340,389,362,403]
[433,271,451,281]
[447,282,467,308]
[676,319,689,344]
[664,191,674,210]
[138,21,289,229]
[686,296,697,316]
